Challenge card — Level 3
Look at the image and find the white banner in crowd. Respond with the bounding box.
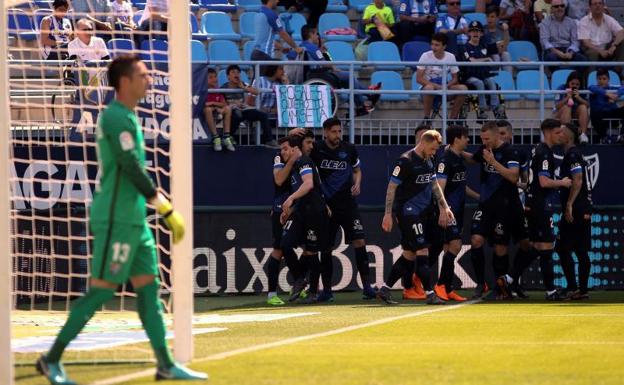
[275,85,332,128]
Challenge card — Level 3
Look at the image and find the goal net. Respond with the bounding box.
[3,0,194,371]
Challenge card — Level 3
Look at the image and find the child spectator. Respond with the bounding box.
[589,68,624,143]
[204,68,235,152]
[362,0,396,44]
[40,0,73,60]
[484,6,512,73]
[553,71,590,144]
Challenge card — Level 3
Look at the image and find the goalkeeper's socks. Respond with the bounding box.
[136,280,175,369]
[47,286,115,362]
[267,255,281,293]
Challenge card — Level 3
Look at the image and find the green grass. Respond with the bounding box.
[14,291,624,385]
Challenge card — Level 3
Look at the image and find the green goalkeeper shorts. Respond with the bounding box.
[91,222,159,284]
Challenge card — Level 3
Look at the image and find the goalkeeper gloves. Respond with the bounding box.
[153,193,185,244]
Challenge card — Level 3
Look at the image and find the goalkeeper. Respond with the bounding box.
[36,55,207,384]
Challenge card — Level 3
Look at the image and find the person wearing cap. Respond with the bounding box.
[539,0,586,72]
[458,21,506,121]
[435,0,469,56]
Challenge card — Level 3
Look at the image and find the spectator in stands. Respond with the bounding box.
[252,0,303,76]
[204,68,235,152]
[110,0,136,38]
[533,0,552,24]
[135,0,169,49]
[553,71,590,144]
[221,65,277,148]
[539,0,587,72]
[578,0,624,65]
[416,33,468,124]
[435,0,469,56]
[70,0,113,37]
[300,25,381,116]
[589,68,624,143]
[397,0,437,48]
[68,19,110,62]
[567,0,590,20]
[363,0,397,44]
[484,6,512,73]
[459,21,506,120]
[251,64,287,115]
[40,0,73,61]
[278,0,328,27]
[499,0,537,41]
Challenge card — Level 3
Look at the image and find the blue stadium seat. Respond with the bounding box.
[368,41,403,70]
[7,8,38,41]
[218,69,250,87]
[464,12,486,26]
[237,0,262,11]
[208,40,248,69]
[190,12,208,41]
[131,0,146,10]
[107,38,136,58]
[508,40,539,69]
[516,70,553,101]
[587,70,621,87]
[32,1,52,9]
[198,0,238,13]
[139,39,168,61]
[33,9,52,31]
[201,11,241,41]
[371,71,410,101]
[318,13,356,42]
[280,13,307,40]
[325,41,360,70]
[243,40,255,61]
[550,69,574,91]
[402,41,430,64]
[191,39,208,62]
[348,0,370,12]
[133,10,143,26]
[493,70,520,101]
[411,72,422,99]
[239,12,257,39]
[327,0,348,12]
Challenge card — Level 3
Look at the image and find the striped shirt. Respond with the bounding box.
[252,76,280,112]
[254,6,284,57]
[435,14,469,45]
[399,0,437,18]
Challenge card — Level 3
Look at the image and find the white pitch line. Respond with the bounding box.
[90,300,476,385]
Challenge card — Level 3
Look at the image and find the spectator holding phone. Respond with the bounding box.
[554,71,590,144]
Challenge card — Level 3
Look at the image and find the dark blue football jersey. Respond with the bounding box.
[310,140,360,205]
[390,149,436,216]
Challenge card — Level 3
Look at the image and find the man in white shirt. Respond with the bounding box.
[416,32,467,125]
[68,19,110,94]
[578,0,624,63]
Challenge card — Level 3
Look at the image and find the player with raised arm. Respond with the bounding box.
[377,130,453,305]
[36,55,207,385]
[557,123,592,300]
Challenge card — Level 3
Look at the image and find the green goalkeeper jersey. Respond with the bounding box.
[90,100,157,226]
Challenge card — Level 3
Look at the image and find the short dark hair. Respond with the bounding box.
[447,125,468,145]
[207,67,217,76]
[53,0,69,9]
[288,135,303,149]
[431,32,448,46]
[596,67,609,78]
[278,136,290,145]
[264,64,283,78]
[323,117,341,130]
[303,128,315,139]
[226,64,241,75]
[108,54,141,92]
[415,124,431,138]
[486,5,499,15]
[301,24,317,41]
[496,119,512,131]
[481,121,498,132]
[540,118,561,131]
[565,70,582,87]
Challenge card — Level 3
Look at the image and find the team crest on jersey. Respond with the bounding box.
[392,166,401,177]
[437,163,445,173]
[353,219,363,231]
[274,155,281,165]
[494,223,504,235]
[306,230,317,241]
[338,151,347,159]
[542,160,549,170]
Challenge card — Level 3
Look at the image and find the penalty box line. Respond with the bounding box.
[91,300,478,385]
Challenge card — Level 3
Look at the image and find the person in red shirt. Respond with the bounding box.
[204,68,235,152]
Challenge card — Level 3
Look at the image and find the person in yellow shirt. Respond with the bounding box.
[362,0,397,43]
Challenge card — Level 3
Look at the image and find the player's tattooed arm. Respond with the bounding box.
[432,181,449,210]
[433,181,455,228]
[381,181,398,232]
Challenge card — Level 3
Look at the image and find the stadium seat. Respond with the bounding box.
[133,10,143,26]
[208,40,248,69]
[198,0,238,13]
[368,41,403,70]
[107,38,136,58]
[411,72,423,99]
[402,41,430,64]
[201,11,241,41]
[370,71,410,101]
[139,39,168,61]
[325,41,360,70]
[318,13,356,42]
[32,1,52,9]
[7,8,38,41]
[493,70,520,101]
[218,69,250,87]
[280,13,307,40]
[587,70,621,86]
[243,40,255,61]
[237,0,262,11]
[131,0,146,10]
[550,69,574,91]
[190,12,208,41]
[516,70,553,101]
[464,12,486,26]
[33,9,52,31]
[508,40,539,69]
[191,39,208,62]
[326,0,348,12]
[348,0,370,12]
[239,12,257,39]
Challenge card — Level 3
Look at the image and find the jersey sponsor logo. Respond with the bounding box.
[554,153,599,190]
[451,171,466,182]
[320,159,348,170]
[119,131,135,151]
[392,166,401,177]
[414,173,433,184]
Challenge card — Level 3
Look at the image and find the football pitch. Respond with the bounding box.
[13,291,624,385]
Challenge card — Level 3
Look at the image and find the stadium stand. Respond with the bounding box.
[367,41,402,70]
[371,71,410,101]
[239,11,257,39]
[139,38,168,61]
[191,39,208,62]
[401,41,430,64]
[237,0,262,12]
[198,0,238,13]
[516,70,553,101]
[218,68,250,87]
[201,11,241,41]
[326,0,348,13]
[550,69,574,91]
[588,70,621,87]
[318,13,356,42]
[190,11,208,41]
[324,41,360,70]
[107,38,136,58]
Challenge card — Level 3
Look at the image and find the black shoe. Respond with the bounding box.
[288,278,308,302]
[545,290,564,301]
[426,292,446,305]
[496,276,513,300]
[511,282,529,299]
[570,290,590,300]
[376,286,399,305]
[472,283,488,299]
